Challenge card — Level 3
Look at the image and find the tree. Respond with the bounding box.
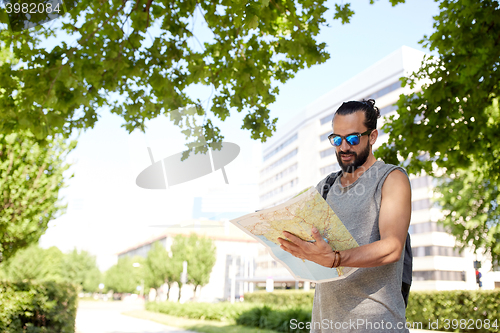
[169,235,190,301]
[104,255,144,294]
[170,233,216,300]
[144,241,178,298]
[0,0,403,149]
[186,235,216,296]
[0,244,65,282]
[376,0,500,263]
[0,244,103,292]
[0,131,76,262]
[61,248,103,292]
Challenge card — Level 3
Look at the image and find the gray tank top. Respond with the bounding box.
[312,160,409,333]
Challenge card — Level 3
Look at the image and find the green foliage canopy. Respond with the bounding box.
[0,131,76,262]
[0,0,405,149]
[104,255,144,293]
[144,241,178,292]
[0,244,103,292]
[376,0,500,263]
[0,244,65,282]
[61,248,103,292]
[170,233,216,296]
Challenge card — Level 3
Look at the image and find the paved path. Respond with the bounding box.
[76,300,193,333]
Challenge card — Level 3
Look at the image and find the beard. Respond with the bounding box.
[336,141,370,174]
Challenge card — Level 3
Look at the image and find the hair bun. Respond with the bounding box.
[362,99,380,119]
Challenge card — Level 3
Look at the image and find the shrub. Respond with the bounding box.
[406,290,500,332]
[0,280,78,333]
[242,289,500,333]
[244,290,315,308]
[236,305,312,333]
[146,301,257,322]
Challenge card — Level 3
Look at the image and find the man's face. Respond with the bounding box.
[332,112,372,174]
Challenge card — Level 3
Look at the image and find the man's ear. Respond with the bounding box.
[369,129,378,145]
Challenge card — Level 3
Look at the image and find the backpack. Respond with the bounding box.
[321,171,412,308]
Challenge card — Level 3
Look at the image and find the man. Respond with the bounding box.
[278,99,411,332]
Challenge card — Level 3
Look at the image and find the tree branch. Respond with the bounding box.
[144,0,153,29]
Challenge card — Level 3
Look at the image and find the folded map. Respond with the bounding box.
[230,186,359,283]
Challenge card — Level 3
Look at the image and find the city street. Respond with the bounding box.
[76,300,194,333]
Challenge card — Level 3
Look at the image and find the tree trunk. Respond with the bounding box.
[177,283,182,302]
[166,283,171,301]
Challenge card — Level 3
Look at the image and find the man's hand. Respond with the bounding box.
[278,227,334,267]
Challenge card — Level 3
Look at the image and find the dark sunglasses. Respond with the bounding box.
[328,129,374,147]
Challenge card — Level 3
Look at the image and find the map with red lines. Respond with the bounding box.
[231,187,359,282]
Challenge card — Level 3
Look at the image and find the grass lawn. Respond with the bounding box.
[122,309,279,333]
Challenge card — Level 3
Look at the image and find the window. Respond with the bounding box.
[320,147,335,159]
[263,133,298,161]
[413,246,463,257]
[412,198,431,211]
[408,221,446,234]
[320,132,330,142]
[260,163,298,188]
[413,270,466,281]
[260,178,299,202]
[321,113,334,125]
[320,163,340,176]
[411,176,432,189]
[365,81,402,100]
[261,149,298,176]
[379,104,397,116]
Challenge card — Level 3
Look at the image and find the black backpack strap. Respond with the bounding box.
[402,232,412,308]
[322,171,341,200]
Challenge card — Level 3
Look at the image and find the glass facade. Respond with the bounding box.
[260,163,298,188]
[408,221,446,234]
[413,246,463,257]
[412,198,431,211]
[413,270,466,282]
[259,178,299,202]
[320,147,335,159]
[260,148,298,176]
[320,163,340,176]
[263,133,298,161]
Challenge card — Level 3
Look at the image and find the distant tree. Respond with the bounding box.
[104,255,144,294]
[169,235,190,302]
[61,248,102,293]
[170,234,216,300]
[0,245,102,293]
[376,0,500,263]
[188,235,216,296]
[0,130,76,262]
[0,244,64,281]
[144,241,179,298]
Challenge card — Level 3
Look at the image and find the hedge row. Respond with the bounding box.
[243,290,315,307]
[241,290,500,333]
[406,290,500,332]
[146,301,257,322]
[236,305,312,333]
[0,280,78,333]
[146,290,500,333]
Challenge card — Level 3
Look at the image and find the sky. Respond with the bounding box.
[38,0,441,270]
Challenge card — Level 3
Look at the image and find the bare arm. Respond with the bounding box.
[278,169,411,268]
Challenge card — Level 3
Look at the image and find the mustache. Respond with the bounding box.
[339,151,357,156]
